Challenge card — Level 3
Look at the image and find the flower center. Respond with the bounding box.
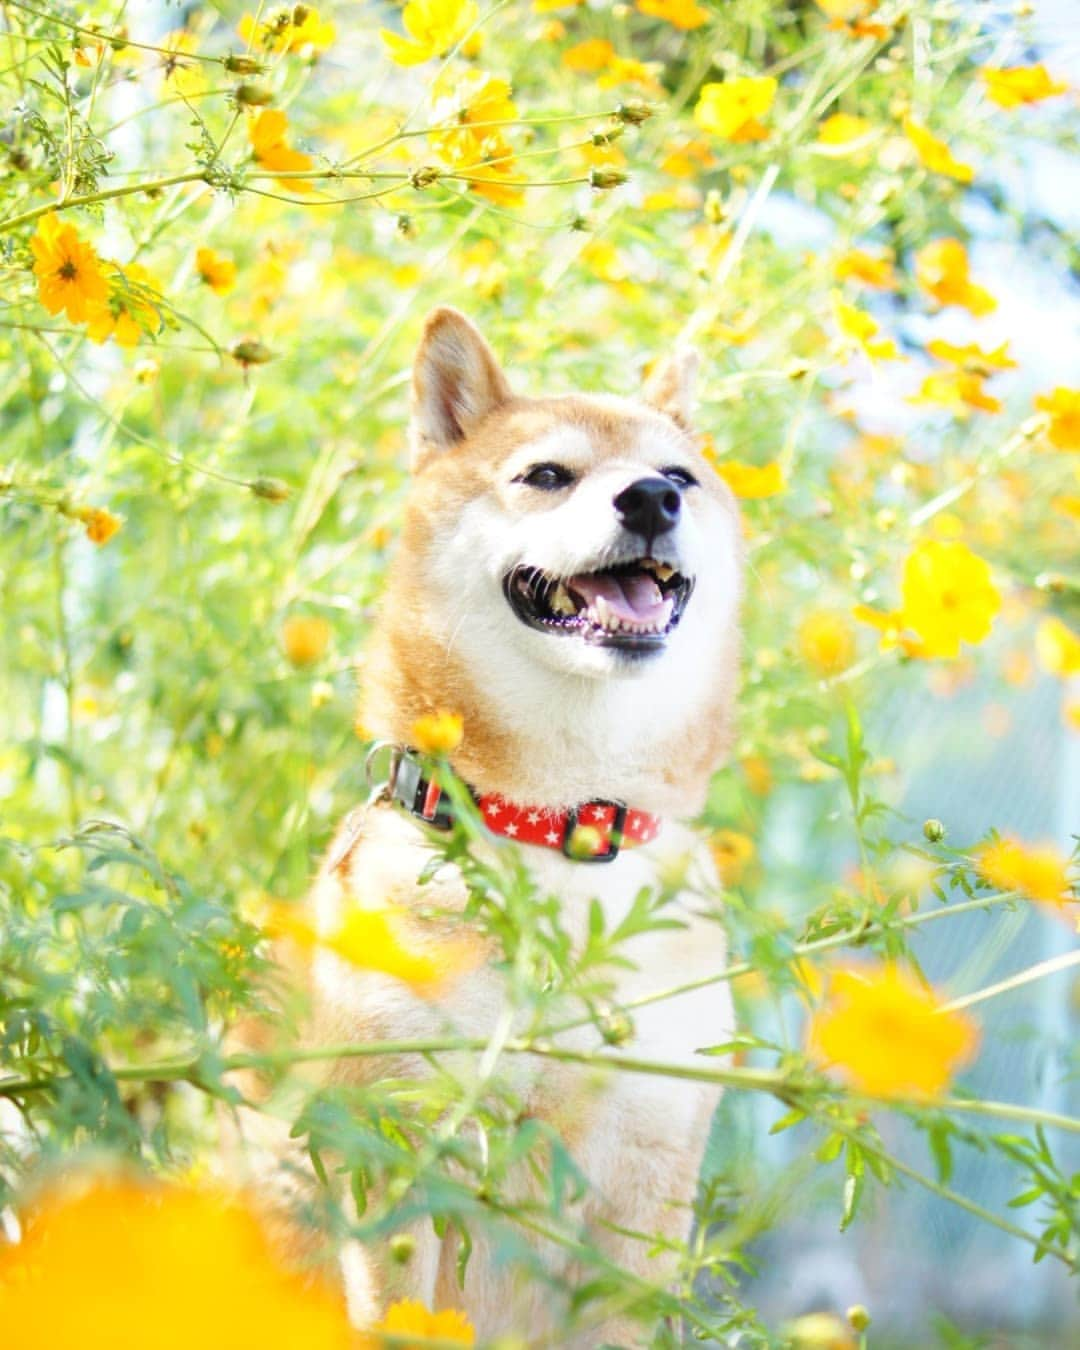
[58,260,79,282]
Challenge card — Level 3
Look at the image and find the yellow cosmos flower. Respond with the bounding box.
[281,614,331,666]
[910,370,1002,417]
[925,338,1016,375]
[85,262,162,348]
[429,70,525,205]
[1034,387,1080,451]
[807,963,979,1099]
[831,292,899,360]
[899,540,1001,659]
[562,38,616,73]
[914,238,996,316]
[30,214,109,324]
[833,247,897,289]
[710,829,756,887]
[798,610,857,675]
[239,7,336,55]
[361,1299,476,1347]
[160,30,207,98]
[981,64,1068,109]
[249,109,316,190]
[903,118,974,184]
[75,506,123,546]
[267,902,481,995]
[0,1173,355,1350]
[710,457,786,499]
[636,0,709,29]
[815,112,874,153]
[412,709,464,754]
[977,837,1073,907]
[1036,616,1080,677]
[195,247,237,294]
[694,77,778,142]
[381,0,479,66]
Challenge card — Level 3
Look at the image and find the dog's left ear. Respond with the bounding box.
[411,307,512,461]
[643,348,699,430]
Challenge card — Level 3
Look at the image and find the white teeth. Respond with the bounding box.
[594,595,614,627]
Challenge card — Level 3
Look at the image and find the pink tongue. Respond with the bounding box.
[569,572,667,623]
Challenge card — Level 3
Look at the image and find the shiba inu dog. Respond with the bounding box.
[297,309,743,1345]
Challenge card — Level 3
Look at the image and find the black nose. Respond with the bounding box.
[613,476,681,542]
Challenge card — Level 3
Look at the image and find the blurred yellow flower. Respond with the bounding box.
[981,64,1068,108]
[382,0,479,65]
[362,1299,476,1347]
[914,238,996,315]
[76,506,123,546]
[412,709,464,754]
[239,7,337,55]
[282,614,332,666]
[784,1311,856,1350]
[0,1173,355,1350]
[562,38,616,72]
[267,903,479,994]
[160,30,207,98]
[710,829,756,887]
[903,118,974,183]
[807,963,979,1098]
[977,837,1072,907]
[833,247,897,289]
[741,754,774,796]
[1034,387,1080,450]
[694,77,777,142]
[925,338,1016,375]
[30,214,108,324]
[910,369,1002,416]
[636,0,709,28]
[814,0,876,17]
[815,112,874,152]
[798,610,857,675]
[660,137,716,178]
[710,457,786,499]
[430,70,524,205]
[249,110,316,190]
[900,540,1001,659]
[1035,616,1080,677]
[196,247,237,294]
[831,292,899,360]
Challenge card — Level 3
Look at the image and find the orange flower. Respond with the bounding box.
[977,837,1073,907]
[903,118,974,184]
[914,238,996,316]
[798,609,857,675]
[1034,387,1080,451]
[694,77,777,142]
[361,1299,475,1348]
[30,214,108,323]
[85,262,162,348]
[0,1172,355,1350]
[196,247,237,294]
[76,506,123,545]
[562,38,616,73]
[636,0,709,28]
[807,963,979,1099]
[281,615,331,666]
[429,70,525,205]
[249,109,315,191]
[981,64,1068,108]
[411,709,464,754]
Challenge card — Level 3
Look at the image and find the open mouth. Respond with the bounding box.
[503,558,694,652]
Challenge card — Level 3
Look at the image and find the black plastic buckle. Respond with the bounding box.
[390,751,456,831]
[562,801,627,863]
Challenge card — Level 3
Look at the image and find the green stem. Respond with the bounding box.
[0,170,207,233]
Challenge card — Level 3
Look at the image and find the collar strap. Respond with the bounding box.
[388,750,661,863]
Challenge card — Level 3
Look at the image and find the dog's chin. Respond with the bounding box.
[502,557,694,675]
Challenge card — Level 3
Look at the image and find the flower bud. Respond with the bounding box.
[923,819,946,843]
[389,1234,415,1265]
[249,476,291,502]
[589,167,628,190]
[235,82,275,107]
[223,54,264,75]
[591,125,624,147]
[847,1305,871,1332]
[704,189,727,224]
[409,165,441,189]
[232,340,274,367]
[598,1007,634,1046]
[615,100,652,125]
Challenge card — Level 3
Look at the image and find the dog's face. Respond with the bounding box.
[404,309,740,685]
[371,308,741,806]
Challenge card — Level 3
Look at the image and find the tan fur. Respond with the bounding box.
[251,309,742,1345]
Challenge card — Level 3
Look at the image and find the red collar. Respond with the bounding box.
[388,750,661,863]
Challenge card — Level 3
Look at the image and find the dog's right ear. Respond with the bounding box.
[411,307,512,463]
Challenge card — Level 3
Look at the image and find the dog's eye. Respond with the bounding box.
[515,463,575,491]
[661,465,698,489]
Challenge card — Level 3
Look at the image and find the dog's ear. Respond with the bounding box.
[643,348,699,430]
[411,307,512,460]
